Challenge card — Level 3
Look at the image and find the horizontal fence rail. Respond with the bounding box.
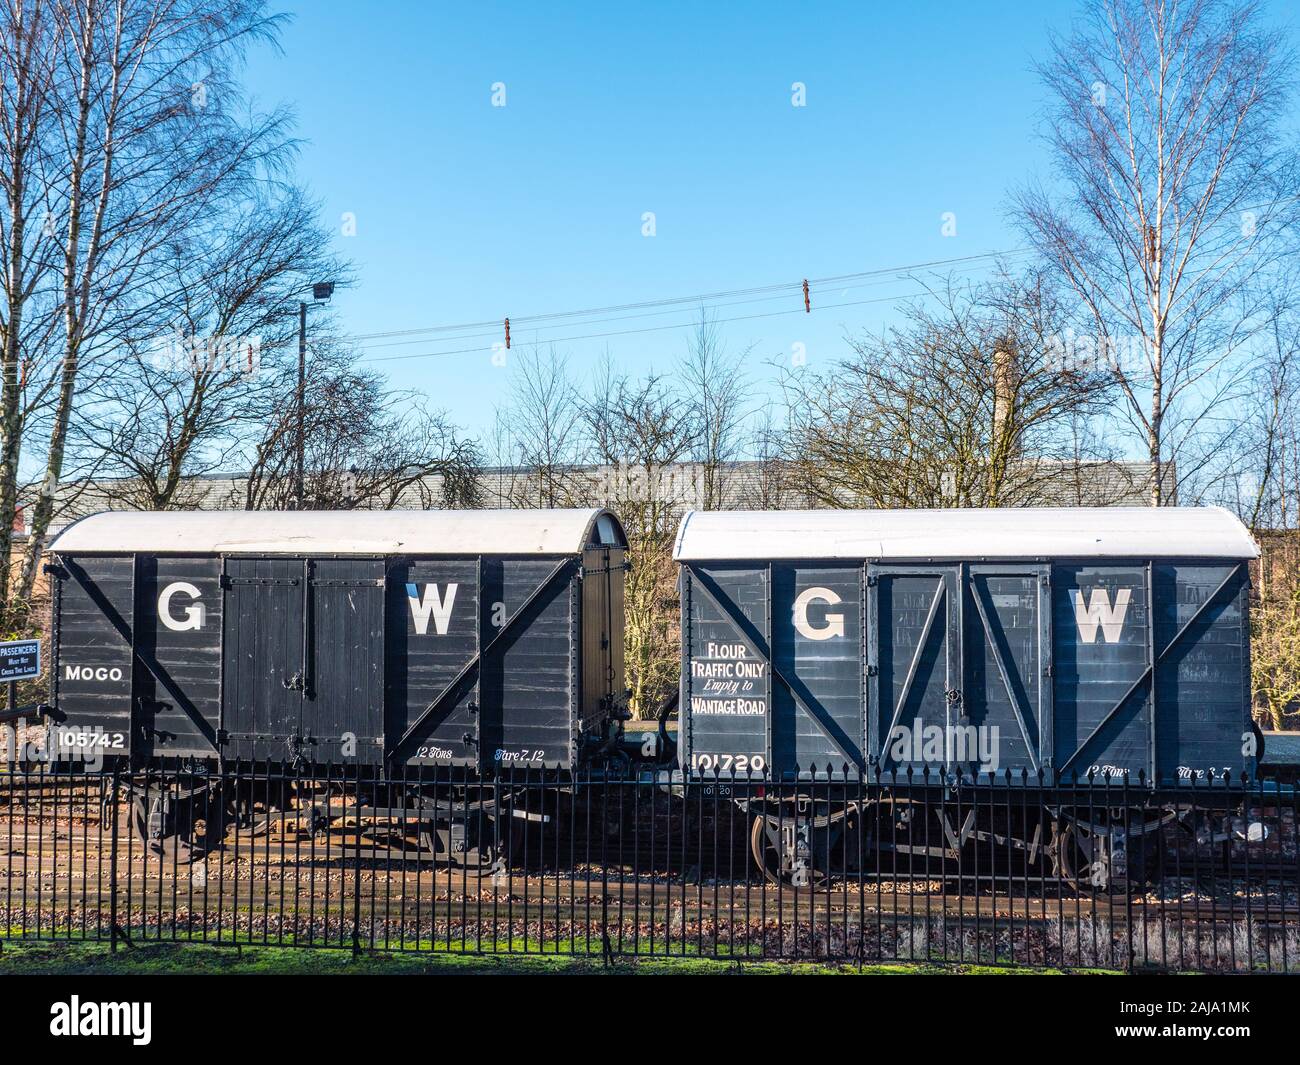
[1,759,1297,971]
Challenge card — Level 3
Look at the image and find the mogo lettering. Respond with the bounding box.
[64,665,124,682]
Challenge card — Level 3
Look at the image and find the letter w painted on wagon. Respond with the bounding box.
[1072,587,1131,643]
[407,583,458,635]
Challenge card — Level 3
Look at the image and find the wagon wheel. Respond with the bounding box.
[1052,817,1161,895]
[1052,822,1101,892]
[126,787,229,863]
[750,806,856,889]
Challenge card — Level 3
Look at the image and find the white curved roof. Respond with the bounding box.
[673,507,1258,561]
[49,508,624,556]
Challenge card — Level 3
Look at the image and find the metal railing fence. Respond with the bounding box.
[1,759,1296,971]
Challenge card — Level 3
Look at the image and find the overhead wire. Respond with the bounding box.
[344,248,1031,348]
[362,289,949,364]
[353,248,1034,363]
[353,254,1033,355]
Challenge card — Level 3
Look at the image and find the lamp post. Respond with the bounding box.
[295,281,335,509]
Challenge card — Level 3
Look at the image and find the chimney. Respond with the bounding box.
[992,342,1016,448]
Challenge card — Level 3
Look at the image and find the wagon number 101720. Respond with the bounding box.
[690,753,766,774]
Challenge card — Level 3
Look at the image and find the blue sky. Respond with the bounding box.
[240,1,1295,443]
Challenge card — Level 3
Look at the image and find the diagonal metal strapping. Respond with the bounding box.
[689,568,858,768]
[1058,565,1244,776]
[61,558,219,751]
[968,575,1039,772]
[878,575,946,764]
[390,557,574,759]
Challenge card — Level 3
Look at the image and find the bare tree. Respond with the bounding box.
[70,187,345,509]
[239,346,481,511]
[1018,0,1299,506]
[0,0,63,606]
[735,401,800,509]
[495,345,591,507]
[1186,294,1300,727]
[677,309,750,510]
[1229,300,1300,530]
[779,271,1114,508]
[583,369,692,719]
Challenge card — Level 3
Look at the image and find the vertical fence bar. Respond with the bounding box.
[1284,769,1294,977]
[108,764,120,952]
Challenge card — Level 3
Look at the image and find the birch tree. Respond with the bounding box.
[0,0,290,617]
[0,0,63,611]
[1018,0,1298,505]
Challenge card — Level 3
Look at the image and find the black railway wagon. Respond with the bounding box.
[46,508,627,772]
[674,506,1261,888]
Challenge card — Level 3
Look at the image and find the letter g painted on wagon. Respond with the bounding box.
[792,586,845,640]
[158,581,206,631]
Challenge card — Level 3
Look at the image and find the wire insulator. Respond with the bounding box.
[504,317,511,349]
[802,279,810,313]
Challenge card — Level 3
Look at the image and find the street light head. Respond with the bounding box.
[312,282,335,302]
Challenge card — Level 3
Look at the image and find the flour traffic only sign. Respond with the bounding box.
[0,639,40,682]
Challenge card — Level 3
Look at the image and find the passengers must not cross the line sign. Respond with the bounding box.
[0,639,41,682]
